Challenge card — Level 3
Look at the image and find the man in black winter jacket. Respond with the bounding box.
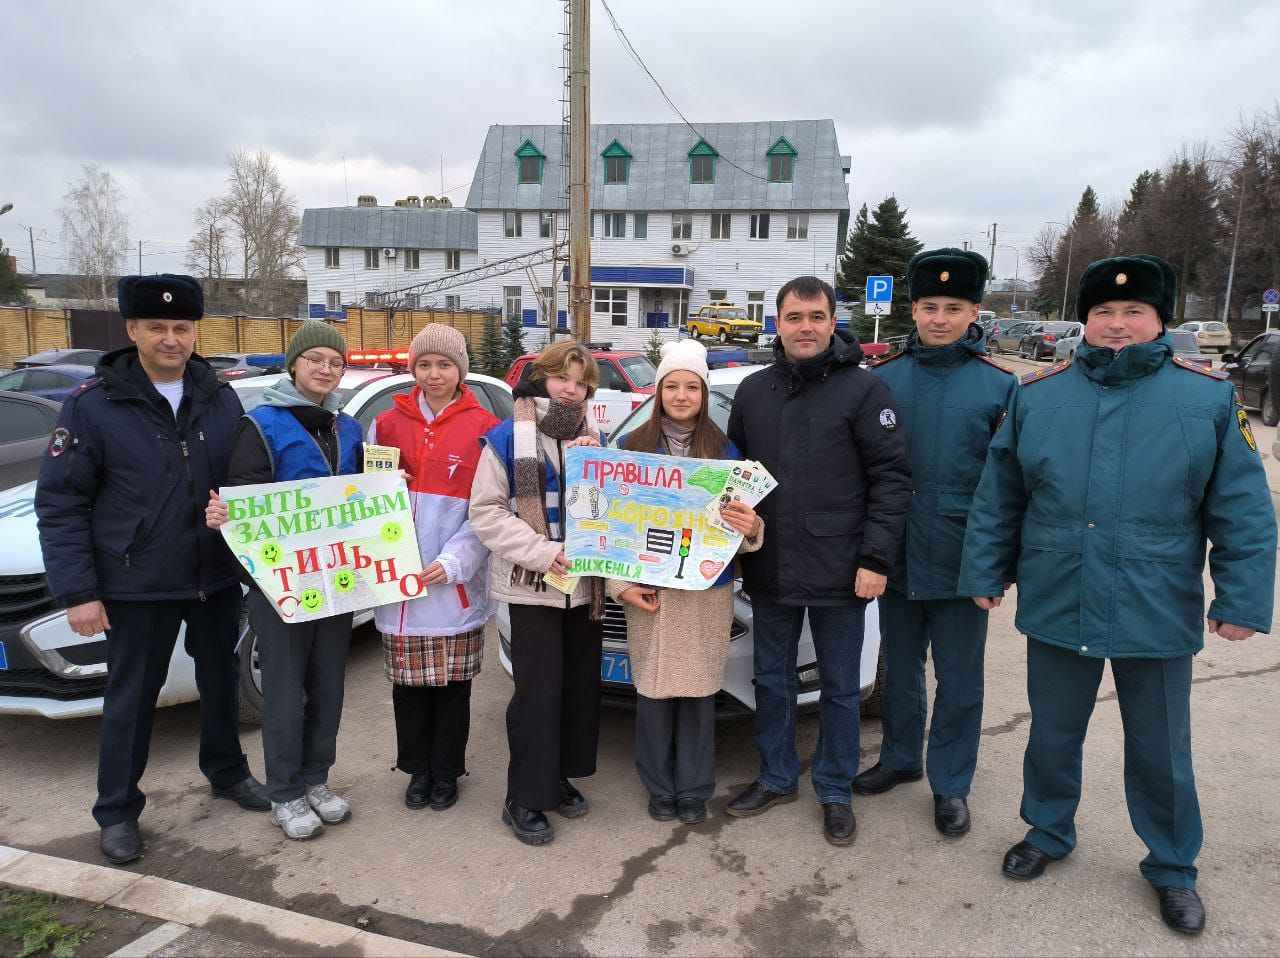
[35,274,269,866]
[725,275,912,845]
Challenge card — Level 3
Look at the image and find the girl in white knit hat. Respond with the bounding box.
[612,339,763,825]
[366,324,500,813]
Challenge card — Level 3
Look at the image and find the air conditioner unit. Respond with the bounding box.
[382,247,398,259]
[671,243,691,256]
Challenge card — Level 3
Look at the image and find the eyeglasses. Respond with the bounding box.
[299,353,346,373]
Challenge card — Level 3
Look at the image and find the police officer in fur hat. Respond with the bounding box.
[856,249,1017,837]
[36,274,269,866]
[959,254,1276,934]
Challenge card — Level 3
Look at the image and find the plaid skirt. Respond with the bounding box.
[382,627,485,686]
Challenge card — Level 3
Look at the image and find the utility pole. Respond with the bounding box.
[137,240,143,273]
[1047,220,1074,321]
[1222,169,1247,325]
[987,223,997,274]
[568,0,591,343]
[549,212,560,343]
[27,226,37,275]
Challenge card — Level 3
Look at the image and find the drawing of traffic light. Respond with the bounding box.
[675,528,693,579]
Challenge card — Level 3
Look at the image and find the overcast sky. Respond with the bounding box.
[2,0,1276,285]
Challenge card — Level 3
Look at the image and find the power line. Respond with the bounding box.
[597,0,769,183]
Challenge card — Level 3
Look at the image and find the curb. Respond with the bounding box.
[0,844,465,957]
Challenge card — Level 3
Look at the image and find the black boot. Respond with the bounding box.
[211,775,271,811]
[404,773,431,810]
[725,782,797,818]
[429,778,459,811]
[933,795,971,837]
[1156,887,1205,935]
[100,821,142,865]
[557,778,588,818]
[822,803,857,846]
[502,801,554,845]
[1002,840,1055,880]
[851,762,923,795]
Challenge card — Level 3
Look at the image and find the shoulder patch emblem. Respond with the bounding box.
[1171,356,1228,379]
[48,427,71,457]
[879,408,897,429]
[1020,360,1071,387]
[1238,408,1257,451]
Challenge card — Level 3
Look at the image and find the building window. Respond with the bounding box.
[324,247,339,268]
[539,287,554,325]
[590,213,595,237]
[747,291,765,324]
[403,293,420,308]
[604,212,626,238]
[539,212,553,238]
[445,249,461,271]
[404,249,420,270]
[688,139,718,184]
[766,137,797,183]
[364,248,380,269]
[634,213,648,238]
[325,290,341,310]
[444,294,460,310]
[749,213,771,240]
[515,139,545,184]
[504,286,522,323]
[594,287,628,327]
[708,289,727,303]
[672,213,693,240]
[504,211,522,238]
[787,213,809,240]
[710,213,732,240]
[602,140,632,185]
[365,291,383,307]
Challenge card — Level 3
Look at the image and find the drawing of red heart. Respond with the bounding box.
[699,560,724,580]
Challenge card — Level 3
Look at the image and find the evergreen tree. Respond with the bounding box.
[0,248,32,306]
[1116,170,1160,248]
[836,196,922,340]
[643,328,664,368]
[501,308,527,373]
[478,312,504,376]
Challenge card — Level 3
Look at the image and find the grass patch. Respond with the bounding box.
[0,887,96,958]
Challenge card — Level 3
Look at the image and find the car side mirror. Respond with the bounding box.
[1221,353,1235,365]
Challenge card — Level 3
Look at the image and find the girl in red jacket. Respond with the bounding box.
[367,324,499,812]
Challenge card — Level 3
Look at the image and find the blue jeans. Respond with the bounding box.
[750,596,865,805]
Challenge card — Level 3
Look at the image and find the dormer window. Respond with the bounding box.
[689,139,718,184]
[767,137,797,183]
[515,139,545,185]
[602,140,632,185]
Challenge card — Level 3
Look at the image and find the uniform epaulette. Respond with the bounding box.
[867,350,906,368]
[1020,360,1071,386]
[977,354,1014,375]
[68,377,102,398]
[1171,356,1228,379]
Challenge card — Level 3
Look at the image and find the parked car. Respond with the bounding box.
[1222,331,1279,426]
[1053,327,1085,362]
[206,353,285,382]
[1018,322,1082,360]
[496,363,886,717]
[0,370,513,720]
[985,320,1036,354]
[14,348,105,369]
[506,346,655,438]
[1168,329,1214,368]
[1176,321,1231,353]
[685,303,765,344]
[0,392,61,490]
[0,365,96,402]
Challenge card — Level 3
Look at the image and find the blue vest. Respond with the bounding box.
[248,405,362,481]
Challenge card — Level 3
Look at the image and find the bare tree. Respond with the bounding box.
[192,150,304,316]
[59,164,129,308]
[185,198,235,310]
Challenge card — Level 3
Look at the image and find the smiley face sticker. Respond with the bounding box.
[381,521,403,543]
[259,542,283,565]
[333,569,355,593]
[299,589,324,613]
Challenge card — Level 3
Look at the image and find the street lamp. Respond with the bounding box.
[0,203,13,216]
[1046,220,1074,321]
[997,244,1020,310]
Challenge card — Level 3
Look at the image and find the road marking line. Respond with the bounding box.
[107,921,190,957]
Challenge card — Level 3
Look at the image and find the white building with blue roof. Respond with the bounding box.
[299,120,851,348]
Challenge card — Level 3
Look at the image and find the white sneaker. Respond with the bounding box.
[305,783,351,824]
[271,797,323,839]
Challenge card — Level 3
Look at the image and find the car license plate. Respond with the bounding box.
[0,640,7,670]
[600,651,632,684]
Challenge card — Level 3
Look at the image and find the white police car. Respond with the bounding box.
[0,369,512,721]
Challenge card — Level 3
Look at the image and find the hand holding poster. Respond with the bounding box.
[563,447,775,591]
[219,473,424,622]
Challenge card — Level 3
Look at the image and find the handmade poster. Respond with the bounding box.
[563,447,776,591]
[219,473,424,622]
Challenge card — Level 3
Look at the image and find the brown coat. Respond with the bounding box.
[607,525,762,698]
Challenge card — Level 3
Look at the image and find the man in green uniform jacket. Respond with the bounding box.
[857,249,1017,839]
[959,254,1276,935]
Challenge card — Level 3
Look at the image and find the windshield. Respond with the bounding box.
[619,356,657,389]
[721,309,748,319]
[1170,330,1200,352]
[608,385,738,448]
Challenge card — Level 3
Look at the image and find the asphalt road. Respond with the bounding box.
[1,359,1277,957]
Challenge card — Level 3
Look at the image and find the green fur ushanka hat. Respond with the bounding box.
[1075,254,1177,325]
[906,248,989,303]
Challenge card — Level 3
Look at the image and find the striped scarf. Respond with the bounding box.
[513,396,605,619]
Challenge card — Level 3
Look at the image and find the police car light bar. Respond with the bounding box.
[348,350,409,366]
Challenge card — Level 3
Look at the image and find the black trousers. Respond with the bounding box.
[635,694,716,801]
[392,680,472,781]
[506,603,602,810]
[95,586,250,827]
[250,591,353,804]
